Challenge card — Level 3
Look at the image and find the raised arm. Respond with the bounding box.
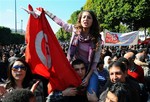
[44,10,74,33]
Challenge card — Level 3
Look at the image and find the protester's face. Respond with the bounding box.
[73,63,86,79]
[109,66,126,83]
[9,50,14,57]
[81,11,93,29]
[11,61,26,81]
[108,58,112,64]
[105,91,118,102]
[2,54,8,62]
[102,49,106,54]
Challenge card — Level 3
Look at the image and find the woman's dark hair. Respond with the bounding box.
[108,61,126,73]
[108,82,132,102]
[75,10,101,45]
[6,58,33,88]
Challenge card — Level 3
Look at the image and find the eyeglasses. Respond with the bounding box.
[12,65,26,71]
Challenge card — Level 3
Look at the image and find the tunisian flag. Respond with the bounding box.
[25,5,81,93]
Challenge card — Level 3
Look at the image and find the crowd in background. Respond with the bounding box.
[0,42,150,102]
[1,8,150,102]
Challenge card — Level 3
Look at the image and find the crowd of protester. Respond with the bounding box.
[1,8,150,102]
[0,42,150,102]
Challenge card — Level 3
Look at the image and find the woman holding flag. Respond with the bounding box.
[45,9,102,100]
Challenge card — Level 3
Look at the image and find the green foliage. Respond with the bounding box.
[56,10,80,41]
[68,10,81,24]
[0,27,11,44]
[10,33,25,44]
[116,23,131,33]
[57,0,150,40]
[0,26,24,45]
[56,28,71,42]
[83,0,150,32]
[147,28,150,36]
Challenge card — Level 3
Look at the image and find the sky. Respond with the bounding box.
[0,0,86,33]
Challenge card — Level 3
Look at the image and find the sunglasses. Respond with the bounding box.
[12,65,26,71]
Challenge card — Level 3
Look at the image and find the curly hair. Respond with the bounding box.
[75,10,101,47]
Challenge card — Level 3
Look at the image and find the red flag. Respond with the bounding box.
[25,4,81,93]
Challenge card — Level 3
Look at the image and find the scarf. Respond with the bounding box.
[69,33,95,63]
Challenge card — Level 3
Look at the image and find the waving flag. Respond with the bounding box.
[25,4,81,93]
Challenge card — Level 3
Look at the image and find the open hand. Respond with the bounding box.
[30,80,40,92]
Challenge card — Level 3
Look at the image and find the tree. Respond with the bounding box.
[0,27,11,44]
[0,26,24,44]
[68,10,81,24]
[132,0,150,30]
[83,0,150,33]
[57,0,150,40]
[10,33,25,44]
[56,28,71,42]
[56,10,81,41]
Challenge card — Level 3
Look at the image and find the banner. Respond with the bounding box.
[102,30,139,46]
[25,4,81,93]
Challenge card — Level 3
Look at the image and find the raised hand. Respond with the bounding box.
[0,85,6,96]
[30,80,40,93]
[62,87,77,96]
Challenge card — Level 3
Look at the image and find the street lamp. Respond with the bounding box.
[15,0,17,33]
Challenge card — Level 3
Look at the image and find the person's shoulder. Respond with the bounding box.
[126,77,141,90]
[126,77,138,84]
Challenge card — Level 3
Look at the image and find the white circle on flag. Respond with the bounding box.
[35,31,51,69]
